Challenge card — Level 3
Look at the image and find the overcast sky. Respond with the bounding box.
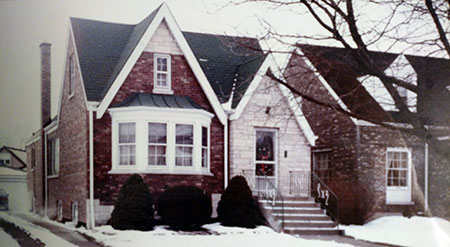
[0,0,443,149]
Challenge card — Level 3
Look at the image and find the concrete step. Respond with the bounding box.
[274,214,331,221]
[282,220,336,228]
[260,200,320,208]
[268,207,325,214]
[284,227,344,236]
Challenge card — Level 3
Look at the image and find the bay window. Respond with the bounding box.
[118,123,136,166]
[109,107,213,175]
[148,123,166,166]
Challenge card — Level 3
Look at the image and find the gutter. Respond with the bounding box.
[224,120,229,189]
[88,109,95,229]
[424,143,429,212]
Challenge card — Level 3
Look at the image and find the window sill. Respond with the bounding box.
[48,174,59,179]
[108,168,213,176]
[152,88,174,95]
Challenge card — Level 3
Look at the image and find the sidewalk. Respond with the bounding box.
[0,218,44,247]
[301,234,404,247]
[17,214,104,247]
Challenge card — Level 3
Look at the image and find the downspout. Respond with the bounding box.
[44,130,48,217]
[89,109,95,229]
[424,143,429,212]
[224,120,229,189]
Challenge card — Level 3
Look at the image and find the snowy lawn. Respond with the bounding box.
[78,223,355,247]
[341,216,450,247]
[0,227,21,247]
[0,212,76,247]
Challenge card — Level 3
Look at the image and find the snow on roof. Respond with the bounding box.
[0,166,26,176]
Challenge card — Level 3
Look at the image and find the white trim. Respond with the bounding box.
[96,3,227,124]
[109,107,213,175]
[44,120,58,134]
[254,128,278,191]
[88,109,95,229]
[153,53,173,94]
[292,49,357,124]
[230,53,317,146]
[68,54,76,98]
[26,133,41,146]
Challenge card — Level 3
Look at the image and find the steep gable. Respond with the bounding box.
[145,20,182,55]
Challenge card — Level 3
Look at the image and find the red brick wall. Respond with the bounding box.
[26,140,43,215]
[47,34,89,223]
[94,52,224,205]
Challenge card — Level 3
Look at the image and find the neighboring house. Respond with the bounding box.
[26,3,314,228]
[0,146,27,170]
[285,44,450,224]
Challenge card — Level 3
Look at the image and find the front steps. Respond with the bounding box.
[260,197,344,236]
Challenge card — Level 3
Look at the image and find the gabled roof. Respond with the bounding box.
[183,32,266,108]
[70,5,265,112]
[297,44,450,124]
[0,146,27,169]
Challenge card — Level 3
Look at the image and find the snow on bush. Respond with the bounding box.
[110,174,154,231]
[217,176,266,228]
[158,186,211,231]
[342,216,450,247]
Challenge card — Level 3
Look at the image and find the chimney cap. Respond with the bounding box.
[39,42,51,47]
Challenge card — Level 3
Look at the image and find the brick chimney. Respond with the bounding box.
[40,42,51,127]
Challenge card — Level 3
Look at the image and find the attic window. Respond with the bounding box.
[153,54,173,94]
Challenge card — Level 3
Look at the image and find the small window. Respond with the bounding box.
[57,200,63,221]
[71,201,78,224]
[69,54,75,97]
[148,123,167,166]
[153,54,171,92]
[175,124,193,166]
[31,146,36,170]
[119,123,136,166]
[48,138,59,176]
[313,151,331,183]
[387,151,409,187]
[201,126,209,168]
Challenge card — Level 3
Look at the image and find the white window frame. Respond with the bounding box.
[153,54,173,94]
[386,147,412,204]
[201,126,209,168]
[69,54,75,98]
[48,138,59,178]
[175,124,194,167]
[109,107,213,175]
[118,122,136,167]
[254,128,278,192]
[148,122,167,166]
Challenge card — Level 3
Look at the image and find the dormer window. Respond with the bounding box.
[153,54,173,94]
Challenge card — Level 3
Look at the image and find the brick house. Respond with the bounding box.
[0,146,27,170]
[26,3,315,228]
[285,44,450,224]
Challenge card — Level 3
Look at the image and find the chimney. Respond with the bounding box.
[40,42,51,126]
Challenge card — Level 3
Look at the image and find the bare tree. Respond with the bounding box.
[227,0,450,163]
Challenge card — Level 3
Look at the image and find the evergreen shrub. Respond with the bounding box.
[217,175,266,228]
[158,186,212,231]
[110,174,154,230]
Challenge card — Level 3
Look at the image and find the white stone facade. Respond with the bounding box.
[144,20,182,55]
[229,76,311,196]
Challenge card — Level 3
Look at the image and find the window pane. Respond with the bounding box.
[149,123,166,143]
[256,131,274,161]
[176,146,192,166]
[202,127,208,147]
[176,124,193,144]
[119,123,135,143]
[202,148,208,168]
[157,58,167,71]
[157,74,167,86]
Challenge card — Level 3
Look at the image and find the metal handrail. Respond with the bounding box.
[311,172,339,226]
[241,169,284,229]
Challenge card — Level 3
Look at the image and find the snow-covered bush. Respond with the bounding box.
[158,186,212,231]
[217,176,266,228]
[110,174,154,230]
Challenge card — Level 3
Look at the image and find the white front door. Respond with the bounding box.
[254,129,277,193]
[386,148,412,204]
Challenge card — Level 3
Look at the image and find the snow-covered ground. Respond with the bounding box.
[78,223,354,247]
[0,227,21,247]
[341,216,450,247]
[0,212,76,247]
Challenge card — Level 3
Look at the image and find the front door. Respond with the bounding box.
[255,129,277,193]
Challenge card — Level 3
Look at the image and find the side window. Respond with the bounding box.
[118,123,136,166]
[313,151,331,184]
